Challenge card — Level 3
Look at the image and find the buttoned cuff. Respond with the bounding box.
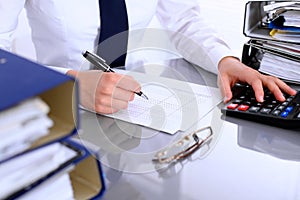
[208,45,241,74]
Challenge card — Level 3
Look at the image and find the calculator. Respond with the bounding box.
[221,83,300,129]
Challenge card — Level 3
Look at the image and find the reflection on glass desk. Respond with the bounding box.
[78,59,300,200]
[225,115,300,162]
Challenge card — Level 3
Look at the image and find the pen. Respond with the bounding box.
[82,50,148,100]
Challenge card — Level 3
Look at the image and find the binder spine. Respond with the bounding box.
[242,43,263,70]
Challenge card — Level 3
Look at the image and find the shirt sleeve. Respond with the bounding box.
[156,0,236,74]
[0,0,27,51]
[0,1,72,75]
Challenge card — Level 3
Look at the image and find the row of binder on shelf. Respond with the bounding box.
[0,49,105,200]
[242,1,300,84]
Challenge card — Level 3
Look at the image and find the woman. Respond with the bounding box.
[0,0,296,113]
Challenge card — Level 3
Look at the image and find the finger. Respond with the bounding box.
[274,78,297,96]
[218,75,233,103]
[264,82,285,102]
[250,80,264,102]
[95,94,129,110]
[117,75,141,93]
[100,73,142,95]
[97,74,132,98]
[94,105,119,114]
[129,93,135,101]
[99,85,135,102]
[112,87,135,101]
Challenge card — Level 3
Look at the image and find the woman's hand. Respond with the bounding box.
[217,56,297,103]
[68,70,141,114]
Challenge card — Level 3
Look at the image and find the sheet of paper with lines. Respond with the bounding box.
[105,74,222,134]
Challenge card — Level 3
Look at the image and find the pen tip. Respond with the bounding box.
[135,91,149,100]
[142,93,149,100]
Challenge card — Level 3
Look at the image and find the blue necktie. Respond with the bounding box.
[97,0,129,67]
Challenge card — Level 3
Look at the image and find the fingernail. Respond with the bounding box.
[223,96,229,103]
[293,89,297,95]
[258,95,264,102]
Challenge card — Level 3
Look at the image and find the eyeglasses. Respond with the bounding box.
[152,126,213,164]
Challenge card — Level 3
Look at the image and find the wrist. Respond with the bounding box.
[67,70,78,77]
[218,56,241,72]
[218,56,239,68]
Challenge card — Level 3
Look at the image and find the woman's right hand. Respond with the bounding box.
[67,70,141,114]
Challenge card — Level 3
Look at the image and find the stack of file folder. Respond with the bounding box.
[242,1,300,84]
[0,49,105,199]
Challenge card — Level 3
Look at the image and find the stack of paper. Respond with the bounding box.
[282,10,300,28]
[263,2,298,12]
[0,97,76,199]
[0,97,53,162]
[0,49,106,199]
[19,174,74,200]
[259,40,300,57]
[0,49,105,199]
[0,143,77,200]
[260,52,300,83]
[0,96,76,199]
[265,3,300,42]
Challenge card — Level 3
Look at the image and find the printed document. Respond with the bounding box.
[103,71,222,134]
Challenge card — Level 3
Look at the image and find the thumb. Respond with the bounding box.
[218,75,232,103]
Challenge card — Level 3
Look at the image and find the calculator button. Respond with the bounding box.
[277,106,285,111]
[248,106,260,113]
[286,97,293,102]
[266,104,275,109]
[232,99,243,104]
[260,108,271,114]
[285,106,293,113]
[281,111,289,118]
[272,110,281,116]
[238,105,249,111]
[271,100,278,104]
[254,102,263,107]
[264,95,271,100]
[250,97,256,102]
[227,103,239,110]
[243,101,252,105]
[281,102,289,106]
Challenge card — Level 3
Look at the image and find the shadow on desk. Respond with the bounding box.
[223,115,300,162]
[131,58,218,87]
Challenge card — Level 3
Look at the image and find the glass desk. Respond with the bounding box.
[77,59,300,200]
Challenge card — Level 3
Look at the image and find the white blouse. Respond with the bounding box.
[0,0,234,74]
